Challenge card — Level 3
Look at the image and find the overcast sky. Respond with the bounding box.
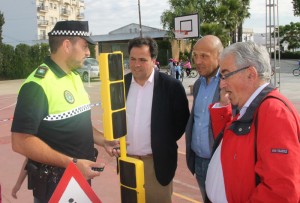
[84,0,299,35]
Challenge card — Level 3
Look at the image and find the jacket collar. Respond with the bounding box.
[229,84,275,135]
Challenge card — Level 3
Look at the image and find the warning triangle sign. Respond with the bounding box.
[49,162,102,203]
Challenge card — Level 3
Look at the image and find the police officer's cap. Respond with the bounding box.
[48,20,96,45]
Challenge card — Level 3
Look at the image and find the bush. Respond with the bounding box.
[271,51,300,59]
[157,40,172,66]
[0,43,50,80]
[0,43,14,79]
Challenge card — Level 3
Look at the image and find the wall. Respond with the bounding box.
[171,39,192,61]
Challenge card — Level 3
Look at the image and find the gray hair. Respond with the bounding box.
[219,41,271,82]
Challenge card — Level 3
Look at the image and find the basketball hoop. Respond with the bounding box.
[173,29,189,39]
[174,14,199,39]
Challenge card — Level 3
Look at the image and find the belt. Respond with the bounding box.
[127,154,153,160]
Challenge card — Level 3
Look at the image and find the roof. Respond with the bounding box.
[90,23,168,42]
[91,31,168,42]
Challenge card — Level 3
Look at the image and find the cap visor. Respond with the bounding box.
[82,36,96,45]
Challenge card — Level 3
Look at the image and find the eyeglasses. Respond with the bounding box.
[220,66,250,80]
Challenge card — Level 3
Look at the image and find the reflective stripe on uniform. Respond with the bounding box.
[43,104,91,121]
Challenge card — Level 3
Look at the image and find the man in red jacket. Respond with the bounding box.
[207,41,300,203]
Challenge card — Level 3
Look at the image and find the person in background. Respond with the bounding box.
[175,61,182,80]
[207,41,300,203]
[11,20,119,202]
[11,158,28,199]
[183,59,192,77]
[155,61,160,71]
[125,37,190,203]
[185,35,224,203]
[168,58,176,78]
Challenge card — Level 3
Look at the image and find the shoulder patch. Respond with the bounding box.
[34,66,49,78]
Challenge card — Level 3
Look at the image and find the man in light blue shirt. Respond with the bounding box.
[185,35,224,203]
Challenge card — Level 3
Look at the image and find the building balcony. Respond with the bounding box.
[38,20,49,26]
[37,5,48,12]
[76,12,84,19]
[71,0,77,5]
[63,0,70,4]
[38,34,47,40]
[61,8,71,16]
[78,0,84,7]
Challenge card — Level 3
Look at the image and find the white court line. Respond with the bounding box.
[0,95,17,100]
[173,179,200,191]
[0,102,16,111]
[173,192,202,203]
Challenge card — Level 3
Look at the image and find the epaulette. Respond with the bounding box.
[34,66,49,78]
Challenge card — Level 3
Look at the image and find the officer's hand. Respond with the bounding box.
[75,159,105,180]
[103,139,120,157]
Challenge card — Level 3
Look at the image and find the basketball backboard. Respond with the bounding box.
[174,13,199,39]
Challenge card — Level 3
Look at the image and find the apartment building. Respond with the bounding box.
[2,0,85,46]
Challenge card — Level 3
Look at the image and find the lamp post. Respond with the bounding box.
[138,0,142,37]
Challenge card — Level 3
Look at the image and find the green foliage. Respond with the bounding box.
[200,23,231,47]
[14,44,32,78]
[271,51,300,59]
[0,11,4,44]
[278,22,300,51]
[292,0,300,16]
[0,43,50,80]
[0,43,14,79]
[161,0,250,43]
[179,50,190,61]
[157,40,172,65]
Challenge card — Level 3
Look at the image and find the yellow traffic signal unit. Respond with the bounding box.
[99,52,145,203]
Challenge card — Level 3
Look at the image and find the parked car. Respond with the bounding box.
[77,58,100,82]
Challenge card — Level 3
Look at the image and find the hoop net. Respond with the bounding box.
[173,29,189,39]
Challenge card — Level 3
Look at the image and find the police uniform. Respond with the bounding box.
[11,20,96,202]
[12,56,94,160]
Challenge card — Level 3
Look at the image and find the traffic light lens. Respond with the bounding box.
[110,82,125,110]
[109,54,123,81]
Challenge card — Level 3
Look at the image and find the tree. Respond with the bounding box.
[0,43,14,79]
[292,0,300,16]
[0,11,5,74]
[278,22,300,51]
[0,11,4,44]
[30,43,50,69]
[14,44,32,78]
[160,0,250,45]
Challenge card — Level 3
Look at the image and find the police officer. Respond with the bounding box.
[11,21,119,202]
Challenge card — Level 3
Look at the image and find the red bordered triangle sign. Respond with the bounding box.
[49,162,102,203]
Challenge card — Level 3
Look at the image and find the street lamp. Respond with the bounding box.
[138,0,142,37]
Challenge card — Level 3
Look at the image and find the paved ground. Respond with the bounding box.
[0,60,299,202]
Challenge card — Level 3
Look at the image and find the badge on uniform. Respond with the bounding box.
[64,90,75,104]
[34,66,49,78]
